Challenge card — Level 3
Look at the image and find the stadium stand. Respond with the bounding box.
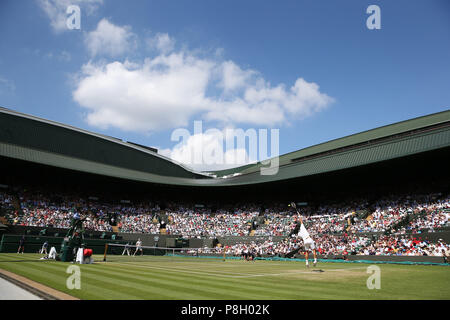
[0,108,449,262]
[0,184,448,258]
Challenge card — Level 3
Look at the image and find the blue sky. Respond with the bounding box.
[0,0,449,171]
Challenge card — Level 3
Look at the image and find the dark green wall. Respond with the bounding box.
[0,234,127,254]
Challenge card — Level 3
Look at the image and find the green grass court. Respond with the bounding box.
[0,253,449,300]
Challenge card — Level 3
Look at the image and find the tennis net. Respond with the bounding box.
[102,243,225,262]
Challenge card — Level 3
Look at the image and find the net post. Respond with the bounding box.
[103,243,108,262]
[223,248,226,262]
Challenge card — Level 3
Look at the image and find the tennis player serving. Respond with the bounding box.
[290,202,318,268]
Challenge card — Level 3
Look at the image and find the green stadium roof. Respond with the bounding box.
[0,107,449,187]
[210,109,450,177]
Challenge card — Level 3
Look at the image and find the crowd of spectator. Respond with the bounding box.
[1,187,449,258]
[1,189,448,237]
[166,209,258,238]
[358,235,450,256]
[219,234,450,258]
[0,191,14,212]
[220,234,370,257]
[348,194,448,233]
[403,199,449,233]
[192,233,450,258]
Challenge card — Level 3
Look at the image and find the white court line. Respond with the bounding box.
[102,258,316,268]
[99,261,367,279]
[227,266,368,278]
[102,258,285,273]
[99,261,259,278]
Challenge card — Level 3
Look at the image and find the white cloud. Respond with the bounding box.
[204,97,286,126]
[206,77,333,125]
[85,19,137,57]
[37,0,103,33]
[73,31,333,132]
[284,78,333,116]
[73,29,333,170]
[73,54,214,131]
[219,60,256,92]
[147,33,175,54]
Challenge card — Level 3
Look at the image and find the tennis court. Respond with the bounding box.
[0,253,449,300]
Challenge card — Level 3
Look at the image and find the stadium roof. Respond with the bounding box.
[0,107,209,180]
[210,109,450,177]
[0,106,449,187]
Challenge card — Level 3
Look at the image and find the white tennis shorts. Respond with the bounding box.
[304,238,316,251]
